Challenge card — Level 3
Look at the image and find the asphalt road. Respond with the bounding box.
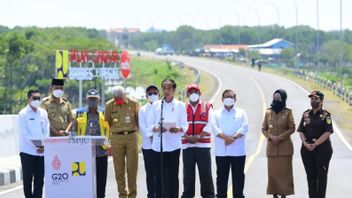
[1,54,351,197]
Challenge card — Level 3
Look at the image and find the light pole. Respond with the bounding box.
[264,1,280,39]
[316,0,320,74]
[339,0,343,89]
[265,1,280,26]
[246,6,261,43]
[227,9,241,44]
[291,0,298,69]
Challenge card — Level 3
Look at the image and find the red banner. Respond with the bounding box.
[119,50,131,79]
[69,50,119,63]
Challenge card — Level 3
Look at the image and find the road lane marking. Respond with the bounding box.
[227,77,267,196]
[0,185,23,196]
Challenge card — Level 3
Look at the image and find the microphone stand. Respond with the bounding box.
[159,98,164,197]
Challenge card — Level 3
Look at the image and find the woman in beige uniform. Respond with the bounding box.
[262,89,295,198]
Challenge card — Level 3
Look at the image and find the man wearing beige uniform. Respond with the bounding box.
[105,86,140,198]
[41,78,73,136]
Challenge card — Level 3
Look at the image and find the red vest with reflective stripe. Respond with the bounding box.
[182,101,212,144]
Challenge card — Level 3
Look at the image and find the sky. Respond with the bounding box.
[0,0,350,32]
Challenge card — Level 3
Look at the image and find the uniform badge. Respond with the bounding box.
[269,124,273,129]
[113,118,118,123]
[125,116,131,123]
[50,113,55,117]
[320,114,323,118]
[326,118,332,124]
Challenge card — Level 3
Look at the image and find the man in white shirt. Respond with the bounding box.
[181,83,215,198]
[213,89,248,198]
[18,90,50,198]
[148,78,188,198]
[138,84,160,198]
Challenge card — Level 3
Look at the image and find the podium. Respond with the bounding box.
[42,136,106,198]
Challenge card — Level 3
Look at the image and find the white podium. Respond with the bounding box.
[42,136,106,198]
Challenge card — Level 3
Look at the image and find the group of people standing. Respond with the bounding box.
[18,77,334,198]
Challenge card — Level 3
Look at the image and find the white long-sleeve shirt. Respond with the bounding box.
[18,105,50,156]
[148,98,188,152]
[213,106,248,156]
[138,103,154,149]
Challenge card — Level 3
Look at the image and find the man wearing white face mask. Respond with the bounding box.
[138,84,160,198]
[181,83,215,198]
[18,89,50,198]
[213,89,248,198]
[41,78,74,136]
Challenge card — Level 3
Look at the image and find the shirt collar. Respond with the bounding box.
[222,106,235,113]
[25,104,38,113]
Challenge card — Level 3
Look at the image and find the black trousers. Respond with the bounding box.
[153,149,180,198]
[301,142,333,198]
[182,147,215,198]
[143,149,157,198]
[20,152,44,198]
[216,156,246,198]
[96,155,108,198]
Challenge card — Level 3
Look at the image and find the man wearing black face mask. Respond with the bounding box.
[75,89,110,198]
[297,90,333,198]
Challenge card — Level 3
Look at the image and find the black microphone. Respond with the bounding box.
[159,96,165,197]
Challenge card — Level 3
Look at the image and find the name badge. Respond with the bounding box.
[269,124,273,129]
[125,116,131,123]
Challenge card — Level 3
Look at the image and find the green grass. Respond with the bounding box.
[128,56,217,150]
[124,56,194,99]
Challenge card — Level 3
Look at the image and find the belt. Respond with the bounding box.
[113,131,136,135]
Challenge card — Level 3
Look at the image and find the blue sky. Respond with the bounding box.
[0,0,350,31]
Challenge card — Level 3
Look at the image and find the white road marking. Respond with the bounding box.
[228,77,267,196]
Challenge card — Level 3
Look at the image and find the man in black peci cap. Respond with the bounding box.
[41,78,74,136]
[297,90,334,198]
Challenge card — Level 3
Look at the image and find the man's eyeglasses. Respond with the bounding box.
[32,96,41,101]
[147,92,158,96]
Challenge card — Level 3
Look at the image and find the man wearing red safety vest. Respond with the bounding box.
[181,83,215,198]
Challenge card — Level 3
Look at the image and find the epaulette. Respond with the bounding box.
[42,96,50,102]
[128,97,138,103]
[284,106,292,110]
[323,109,331,115]
[61,97,68,102]
[106,99,114,105]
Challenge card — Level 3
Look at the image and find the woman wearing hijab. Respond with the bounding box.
[262,89,296,198]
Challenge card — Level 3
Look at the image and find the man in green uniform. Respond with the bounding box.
[104,85,140,198]
[41,78,74,136]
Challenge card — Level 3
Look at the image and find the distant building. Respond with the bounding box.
[203,45,248,57]
[107,28,140,48]
[248,38,294,56]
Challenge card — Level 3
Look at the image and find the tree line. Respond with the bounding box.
[0,26,117,114]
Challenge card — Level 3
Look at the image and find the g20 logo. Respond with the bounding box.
[52,173,69,181]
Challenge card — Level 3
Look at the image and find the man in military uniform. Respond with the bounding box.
[297,90,333,198]
[41,78,74,136]
[104,85,140,198]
